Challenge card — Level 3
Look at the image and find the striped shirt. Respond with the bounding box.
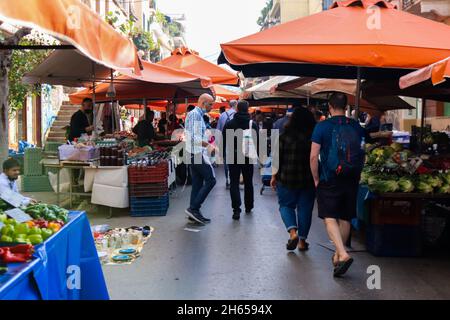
[184,106,207,155]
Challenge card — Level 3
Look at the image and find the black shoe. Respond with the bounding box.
[232,211,240,220]
[185,208,206,225]
[200,215,211,223]
[226,181,230,189]
[187,216,203,224]
[245,208,253,214]
[286,237,299,251]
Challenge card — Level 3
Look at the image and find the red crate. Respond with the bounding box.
[128,161,168,184]
[129,182,168,197]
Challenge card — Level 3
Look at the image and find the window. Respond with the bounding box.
[322,0,334,11]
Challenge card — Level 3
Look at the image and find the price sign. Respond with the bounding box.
[0,188,26,208]
[5,208,32,223]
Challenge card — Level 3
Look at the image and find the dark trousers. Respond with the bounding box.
[189,156,216,212]
[229,164,254,213]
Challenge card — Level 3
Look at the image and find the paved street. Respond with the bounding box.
[25,167,450,299]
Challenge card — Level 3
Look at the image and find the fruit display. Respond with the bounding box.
[0,202,68,249]
[0,244,34,263]
[361,142,450,195]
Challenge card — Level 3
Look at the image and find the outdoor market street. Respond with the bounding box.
[24,167,450,300]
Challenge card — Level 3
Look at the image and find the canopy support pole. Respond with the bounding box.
[419,98,427,153]
[354,67,362,121]
[110,69,115,133]
[92,61,97,137]
[143,98,147,120]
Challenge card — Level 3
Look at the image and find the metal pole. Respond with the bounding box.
[419,98,426,153]
[354,67,362,121]
[92,62,97,137]
[110,69,115,133]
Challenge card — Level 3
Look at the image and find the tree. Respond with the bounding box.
[0,27,31,163]
[257,0,274,28]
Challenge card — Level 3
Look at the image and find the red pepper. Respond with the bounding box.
[0,245,34,263]
[416,165,431,174]
[10,244,33,254]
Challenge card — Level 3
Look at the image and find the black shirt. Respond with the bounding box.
[69,110,89,141]
[132,120,155,147]
[158,119,168,135]
[223,112,259,165]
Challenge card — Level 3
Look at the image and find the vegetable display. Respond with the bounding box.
[362,143,450,194]
[0,202,68,251]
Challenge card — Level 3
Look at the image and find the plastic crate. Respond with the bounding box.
[370,197,422,226]
[366,224,423,257]
[129,182,168,197]
[24,147,43,176]
[44,141,63,153]
[130,194,169,217]
[128,161,168,184]
[21,175,53,192]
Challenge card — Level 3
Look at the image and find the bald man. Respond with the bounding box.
[184,93,217,224]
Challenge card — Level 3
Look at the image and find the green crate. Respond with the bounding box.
[24,147,43,176]
[21,175,53,192]
[44,141,63,153]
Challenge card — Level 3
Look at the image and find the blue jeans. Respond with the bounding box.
[276,183,316,240]
[189,156,216,212]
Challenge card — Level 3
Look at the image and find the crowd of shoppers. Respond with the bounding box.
[131,92,365,278]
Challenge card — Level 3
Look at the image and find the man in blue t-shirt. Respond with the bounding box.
[310,92,365,278]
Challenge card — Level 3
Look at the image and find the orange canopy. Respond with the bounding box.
[159,47,239,85]
[69,60,213,104]
[212,85,240,101]
[219,0,450,79]
[0,0,141,74]
[400,57,450,89]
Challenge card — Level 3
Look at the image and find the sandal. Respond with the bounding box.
[298,240,309,252]
[286,237,299,251]
[332,252,338,266]
[333,258,354,277]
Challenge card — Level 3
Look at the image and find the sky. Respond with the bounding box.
[157,0,268,60]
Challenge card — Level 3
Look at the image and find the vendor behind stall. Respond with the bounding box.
[364,111,392,145]
[0,158,36,206]
[132,109,155,147]
[69,98,94,141]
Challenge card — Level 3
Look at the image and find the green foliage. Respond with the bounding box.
[105,11,160,60]
[8,36,51,114]
[257,0,274,27]
[167,21,183,38]
[155,10,168,26]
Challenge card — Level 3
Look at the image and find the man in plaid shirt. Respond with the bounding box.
[184,93,217,225]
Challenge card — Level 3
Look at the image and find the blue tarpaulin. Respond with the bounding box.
[0,211,109,300]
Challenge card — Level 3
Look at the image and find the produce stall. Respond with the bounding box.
[359,139,450,257]
[49,131,180,217]
[0,200,108,300]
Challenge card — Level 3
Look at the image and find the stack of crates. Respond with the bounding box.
[366,196,423,257]
[128,160,169,217]
[21,148,53,192]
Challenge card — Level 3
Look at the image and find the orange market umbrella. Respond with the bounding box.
[69,60,213,104]
[0,0,141,74]
[213,85,240,101]
[219,0,450,80]
[160,47,239,85]
[400,57,450,89]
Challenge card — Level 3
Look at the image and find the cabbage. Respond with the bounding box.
[360,171,370,184]
[426,175,443,188]
[369,180,399,193]
[416,181,433,194]
[441,172,450,185]
[383,147,395,158]
[398,178,414,193]
[437,184,450,194]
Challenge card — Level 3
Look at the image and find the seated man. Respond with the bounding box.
[0,158,36,206]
